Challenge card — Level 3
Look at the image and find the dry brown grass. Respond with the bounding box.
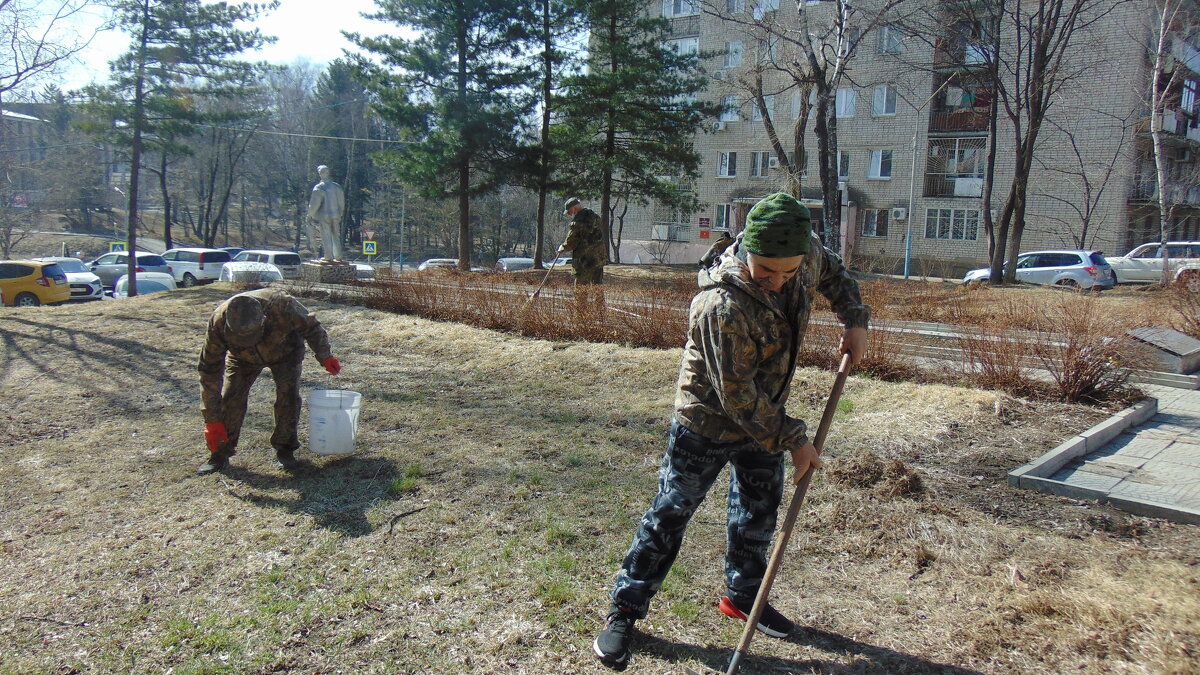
[1,286,1197,674]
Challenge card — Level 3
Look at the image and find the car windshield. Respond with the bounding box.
[138,255,168,267]
[54,259,88,273]
[275,254,301,266]
[41,264,66,278]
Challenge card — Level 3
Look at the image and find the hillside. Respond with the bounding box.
[0,285,1197,673]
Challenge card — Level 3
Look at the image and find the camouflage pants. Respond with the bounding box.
[610,419,785,618]
[212,351,304,459]
[572,266,604,312]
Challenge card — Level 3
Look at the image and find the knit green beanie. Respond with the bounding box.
[742,193,811,257]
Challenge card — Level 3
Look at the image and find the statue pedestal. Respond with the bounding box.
[299,260,355,284]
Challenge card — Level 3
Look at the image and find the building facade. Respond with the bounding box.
[620,0,1200,275]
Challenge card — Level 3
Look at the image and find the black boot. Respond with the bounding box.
[593,605,637,669]
[276,450,303,471]
[197,453,230,475]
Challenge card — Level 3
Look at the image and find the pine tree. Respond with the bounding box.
[80,0,276,294]
[556,0,716,262]
[350,0,537,270]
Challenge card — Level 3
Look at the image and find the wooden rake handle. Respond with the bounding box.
[725,352,853,675]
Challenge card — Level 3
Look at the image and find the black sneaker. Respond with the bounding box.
[276,451,303,471]
[719,595,793,638]
[592,607,636,668]
[197,456,230,475]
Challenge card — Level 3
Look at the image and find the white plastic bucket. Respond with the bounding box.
[308,389,362,455]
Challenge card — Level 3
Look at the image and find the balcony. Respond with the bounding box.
[929,106,989,133]
[933,40,992,71]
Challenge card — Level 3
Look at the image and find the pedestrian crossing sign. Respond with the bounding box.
[363,240,377,255]
[109,242,127,252]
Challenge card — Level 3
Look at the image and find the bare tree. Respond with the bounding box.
[1147,0,1200,283]
[0,0,105,98]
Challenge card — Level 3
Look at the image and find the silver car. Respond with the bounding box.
[87,251,173,290]
[963,249,1116,290]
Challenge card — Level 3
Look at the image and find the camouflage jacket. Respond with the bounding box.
[561,208,607,271]
[198,288,333,423]
[674,235,870,453]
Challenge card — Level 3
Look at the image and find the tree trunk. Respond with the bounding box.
[158,153,172,250]
[455,12,471,270]
[534,0,553,269]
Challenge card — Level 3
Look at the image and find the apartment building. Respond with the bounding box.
[620,0,1199,275]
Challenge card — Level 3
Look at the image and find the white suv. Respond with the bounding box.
[1105,241,1200,284]
[229,250,303,278]
[161,248,233,287]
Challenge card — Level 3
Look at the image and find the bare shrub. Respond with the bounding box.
[1031,296,1147,403]
[1168,282,1200,339]
[956,326,1045,398]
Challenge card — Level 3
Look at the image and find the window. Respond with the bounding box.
[718,151,738,177]
[868,150,893,179]
[924,208,980,240]
[723,41,743,68]
[861,209,889,237]
[836,89,856,117]
[791,91,802,119]
[752,94,775,121]
[1185,78,1199,117]
[757,37,776,65]
[752,0,779,20]
[720,96,740,122]
[663,0,699,18]
[878,25,904,54]
[750,151,772,177]
[838,151,850,180]
[668,38,699,56]
[726,0,744,12]
[872,85,897,116]
[716,204,734,229]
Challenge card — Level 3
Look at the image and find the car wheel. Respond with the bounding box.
[14,292,41,307]
[181,273,198,288]
[1056,279,1080,290]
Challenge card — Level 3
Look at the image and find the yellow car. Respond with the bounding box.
[0,260,71,307]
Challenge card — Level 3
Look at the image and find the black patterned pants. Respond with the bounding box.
[610,419,785,618]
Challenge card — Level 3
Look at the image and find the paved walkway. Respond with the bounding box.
[1011,385,1200,524]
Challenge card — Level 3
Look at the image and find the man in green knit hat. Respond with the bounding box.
[593,192,870,668]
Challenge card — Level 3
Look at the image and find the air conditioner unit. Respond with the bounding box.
[768,156,780,169]
[1178,148,1193,162]
[651,224,671,240]
[890,207,908,221]
[712,69,727,81]
[713,120,726,131]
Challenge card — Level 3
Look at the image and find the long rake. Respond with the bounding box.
[688,352,853,675]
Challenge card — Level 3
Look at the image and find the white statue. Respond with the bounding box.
[307,164,345,261]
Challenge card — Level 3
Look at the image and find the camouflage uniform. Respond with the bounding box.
[560,208,606,308]
[698,231,734,268]
[198,289,334,461]
[609,234,870,617]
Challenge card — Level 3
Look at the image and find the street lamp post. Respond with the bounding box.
[897,78,953,280]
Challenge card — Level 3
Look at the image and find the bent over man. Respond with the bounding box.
[593,193,870,668]
[558,197,607,308]
[197,288,341,475]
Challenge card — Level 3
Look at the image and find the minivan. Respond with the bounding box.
[161,248,233,287]
[230,250,303,278]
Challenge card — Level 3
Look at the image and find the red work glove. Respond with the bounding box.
[204,422,228,453]
[322,357,341,375]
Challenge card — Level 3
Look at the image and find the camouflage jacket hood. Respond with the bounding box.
[198,288,333,423]
[674,234,870,453]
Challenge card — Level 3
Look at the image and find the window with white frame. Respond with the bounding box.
[750,151,772,177]
[752,0,779,20]
[878,25,904,54]
[751,94,775,121]
[718,151,738,177]
[726,0,745,12]
[720,95,740,122]
[1185,78,1199,117]
[663,0,699,18]
[836,88,856,117]
[667,37,699,57]
[723,41,743,68]
[861,209,889,237]
[838,151,850,179]
[757,37,776,65]
[872,85,897,116]
[868,149,893,179]
[791,91,802,120]
[716,203,734,229]
[924,208,979,240]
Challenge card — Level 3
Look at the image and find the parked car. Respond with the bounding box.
[352,262,376,279]
[30,257,104,302]
[218,246,245,257]
[418,257,459,271]
[87,251,172,290]
[229,249,303,278]
[161,247,233,287]
[112,272,178,298]
[1105,241,1200,284]
[496,257,536,272]
[219,261,283,284]
[0,260,71,307]
[544,257,572,268]
[963,250,1115,290]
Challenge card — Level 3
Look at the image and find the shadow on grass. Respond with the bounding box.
[635,626,982,675]
[222,455,400,538]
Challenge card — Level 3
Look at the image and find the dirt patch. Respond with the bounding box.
[0,286,1197,674]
